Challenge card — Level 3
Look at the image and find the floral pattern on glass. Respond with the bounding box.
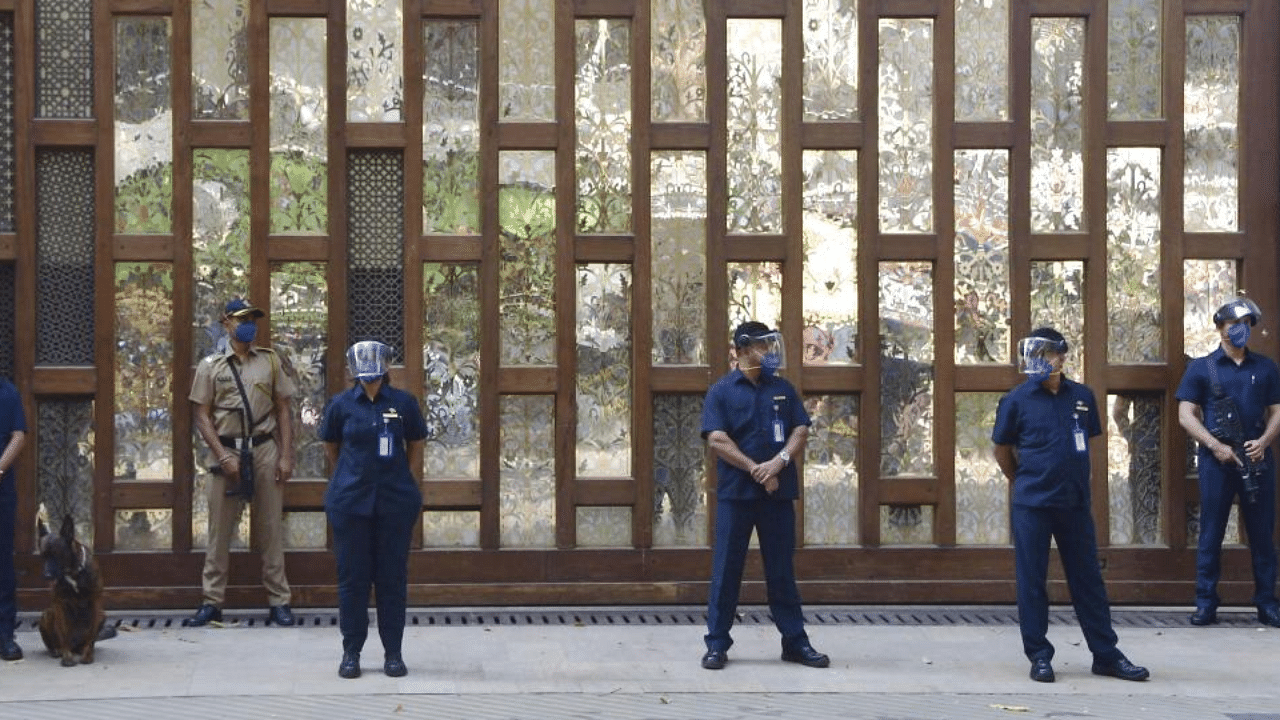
[878,19,933,233]
[500,0,555,121]
[727,20,782,234]
[577,264,632,477]
[192,0,248,120]
[1107,148,1162,363]
[954,149,1010,364]
[576,20,632,234]
[271,262,328,480]
[1108,393,1162,545]
[499,151,557,365]
[651,152,707,365]
[500,395,555,548]
[424,264,481,479]
[802,150,858,366]
[424,21,480,234]
[1107,0,1162,120]
[115,17,172,234]
[879,262,934,477]
[115,263,174,482]
[269,18,328,235]
[1184,17,1239,232]
[955,393,1008,545]
[1030,19,1084,232]
[1183,259,1235,359]
[803,0,858,121]
[651,0,705,122]
[191,149,251,365]
[347,0,403,121]
[803,395,858,546]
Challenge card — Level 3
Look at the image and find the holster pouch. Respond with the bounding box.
[224,447,255,498]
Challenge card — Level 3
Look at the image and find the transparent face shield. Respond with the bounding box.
[1016,336,1066,379]
[346,341,392,381]
[737,331,786,375]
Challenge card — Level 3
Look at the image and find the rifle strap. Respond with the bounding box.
[227,358,260,441]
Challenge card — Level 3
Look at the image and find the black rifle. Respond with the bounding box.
[1206,360,1263,505]
[222,361,257,499]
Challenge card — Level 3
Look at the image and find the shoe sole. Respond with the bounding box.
[1092,668,1150,681]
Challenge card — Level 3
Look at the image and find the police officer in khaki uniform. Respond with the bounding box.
[183,298,297,627]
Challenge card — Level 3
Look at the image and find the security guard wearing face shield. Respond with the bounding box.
[1176,295,1280,628]
[992,328,1149,683]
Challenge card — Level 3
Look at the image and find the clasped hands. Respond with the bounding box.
[750,456,784,494]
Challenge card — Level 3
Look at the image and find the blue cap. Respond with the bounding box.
[224,298,265,320]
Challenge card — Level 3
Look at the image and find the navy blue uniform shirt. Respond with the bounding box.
[320,383,428,516]
[701,369,810,501]
[0,378,26,499]
[1176,347,1280,463]
[991,376,1101,508]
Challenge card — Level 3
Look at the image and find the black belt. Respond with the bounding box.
[219,434,273,450]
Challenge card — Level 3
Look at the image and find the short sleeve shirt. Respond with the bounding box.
[0,377,27,494]
[319,383,428,516]
[1176,347,1280,463]
[189,347,296,437]
[701,369,811,501]
[991,376,1102,508]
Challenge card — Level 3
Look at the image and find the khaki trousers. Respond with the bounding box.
[201,439,291,607]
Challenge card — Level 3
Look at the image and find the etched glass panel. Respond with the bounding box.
[282,512,327,549]
[115,17,173,234]
[270,18,328,235]
[424,511,480,547]
[653,395,707,547]
[192,0,248,120]
[424,21,480,234]
[879,262,934,477]
[803,0,857,121]
[423,263,480,479]
[115,510,172,551]
[955,0,1008,122]
[651,0,706,122]
[271,262,328,480]
[500,0,555,121]
[879,19,933,233]
[1108,393,1162,545]
[115,263,173,483]
[577,264,631,477]
[727,263,782,367]
[347,151,404,357]
[954,149,1010,364]
[727,20,782,234]
[1187,502,1239,550]
[1030,19,1084,232]
[347,0,403,121]
[499,151,556,365]
[577,507,631,547]
[881,505,933,545]
[1183,259,1235,358]
[576,20,632,234]
[1030,261,1085,379]
[36,401,95,546]
[802,150,858,366]
[651,152,706,365]
[500,395,555,548]
[191,149,250,365]
[1184,17,1239,232]
[956,393,1008,545]
[36,150,95,365]
[1107,148,1162,363]
[35,0,92,118]
[1107,0,1162,120]
[0,14,14,232]
[803,395,858,546]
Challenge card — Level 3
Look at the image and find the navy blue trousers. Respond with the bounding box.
[704,497,809,653]
[1195,459,1278,611]
[0,483,14,639]
[327,506,418,657]
[1011,504,1121,663]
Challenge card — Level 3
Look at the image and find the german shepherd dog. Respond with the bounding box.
[37,515,106,666]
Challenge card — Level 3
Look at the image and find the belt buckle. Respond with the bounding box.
[233,437,247,450]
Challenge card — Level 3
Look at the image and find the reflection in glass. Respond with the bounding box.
[424,264,481,479]
[803,395,858,546]
[653,395,707,547]
[576,20,632,234]
[271,263,327,479]
[727,20,782,234]
[1184,17,1239,232]
[578,507,631,547]
[424,511,480,547]
[499,152,556,365]
[1107,0,1162,120]
[36,401,95,547]
[1107,148,1162,363]
[1030,19,1084,232]
[577,264,631,477]
[1108,394,1162,545]
[115,263,173,482]
[424,21,480,234]
[270,18,328,235]
[347,0,403,121]
[500,396,555,548]
[191,149,250,365]
[500,0,555,121]
[115,510,172,551]
[192,0,248,119]
[651,0,705,122]
[802,151,857,366]
[727,263,781,367]
[954,150,1010,364]
[115,17,172,234]
[1030,261,1085,379]
[1187,502,1239,550]
[1183,259,1235,359]
[803,0,857,121]
[956,393,1007,545]
[878,19,933,233]
[283,512,327,549]
[955,0,1008,122]
[651,152,706,365]
[879,262,934,477]
[881,505,933,545]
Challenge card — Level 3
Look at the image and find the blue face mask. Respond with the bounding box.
[1025,357,1053,383]
[233,321,258,344]
[1227,322,1251,349]
[760,352,782,377]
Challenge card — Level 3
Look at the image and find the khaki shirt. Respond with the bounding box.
[190,346,296,438]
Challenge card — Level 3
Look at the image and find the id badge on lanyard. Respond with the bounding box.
[772,396,786,443]
[1072,412,1086,453]
[379,407,400,458]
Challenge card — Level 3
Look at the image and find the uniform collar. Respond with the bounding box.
[348,383,388,404]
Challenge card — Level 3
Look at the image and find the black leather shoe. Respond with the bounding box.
[267,604,296,627]
[701,649,727,670]
[0,636,22,661]
[1091,657,1149,681]
[339,651,361,679]
[1189,607,1218,626]
[1259,606,1280,627]
[1029,658,1054,683]
[181,604,222,627]
[97,623,118,641]
[781,645,830,668]
[384,653,408,677]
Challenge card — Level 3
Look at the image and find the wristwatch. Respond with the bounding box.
[778,450,791,466]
